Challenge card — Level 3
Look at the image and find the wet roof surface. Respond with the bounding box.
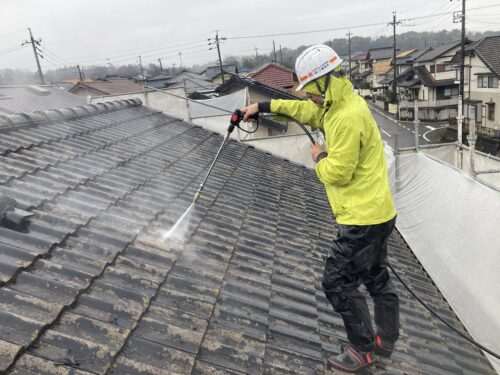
[0,99,495,374]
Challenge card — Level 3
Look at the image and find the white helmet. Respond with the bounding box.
[295,45,343,91]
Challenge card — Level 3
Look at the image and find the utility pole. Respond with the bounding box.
[453,0,466,168]
[178,52,183,70]
[77,65,83,81]
[255,47,258,59]
[346,30,352,82]
[22,28,45,84]
[208,31,226,83]
[273,41,277,62]
[138,55,145,82]
[158,58,163,71]
[279,44,283,64]
[388,12,402,117]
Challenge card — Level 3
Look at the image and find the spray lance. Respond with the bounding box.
[193,109,257,203]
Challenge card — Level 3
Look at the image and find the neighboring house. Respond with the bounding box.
[69,77,145,98]
[452,35,500,134]
[216,75,298,106]
[0,85,86,115]
[145,72,174,89]
[203,64,239,85]
[399,40,463,121]
[365,47,398,93]
[246,62,295,90]
[0,99,496,374]
[163,70,216,97]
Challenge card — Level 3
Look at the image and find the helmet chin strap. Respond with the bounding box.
[315,73,331,100]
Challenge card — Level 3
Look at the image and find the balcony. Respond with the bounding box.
[400,98,458,109]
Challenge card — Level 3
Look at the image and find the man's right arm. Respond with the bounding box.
[242,99,322,129]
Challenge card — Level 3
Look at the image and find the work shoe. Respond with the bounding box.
[326,346,375,373]
[375,335,394,357]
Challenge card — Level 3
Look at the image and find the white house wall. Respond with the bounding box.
[466,55,500,130]
[90,88,189,121]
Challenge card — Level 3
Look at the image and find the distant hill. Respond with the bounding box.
[326,30,500,56]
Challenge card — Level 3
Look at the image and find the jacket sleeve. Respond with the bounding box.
[315,120,360,186]
[270,99,323,129]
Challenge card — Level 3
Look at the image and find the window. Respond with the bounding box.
[430,65,435,73]
[477,75,499,88]
[444,64,453,71]
[488,103,495,121]
[438,86,459,99]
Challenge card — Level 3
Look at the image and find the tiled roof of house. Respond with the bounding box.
[379,67,416,85]
[247,63,295,89]
[147,72,175,81]
[466,35,500,77]
[216,75,299,100]
[68,77,145,96]
[204,65,239,80]
[413,66,457,87]
[367,47,397,60]
[0,100,495,374]
[0,85,86,115]
[414,40,462,63]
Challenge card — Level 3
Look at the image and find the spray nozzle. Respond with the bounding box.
[228,109,259,133]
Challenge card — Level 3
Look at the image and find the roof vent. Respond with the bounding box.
[0,196,33,232]
[24,85,51,96]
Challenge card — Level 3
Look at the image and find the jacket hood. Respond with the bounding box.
[303,74,355,112]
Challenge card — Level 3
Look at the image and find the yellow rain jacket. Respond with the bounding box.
[270,75,396,225]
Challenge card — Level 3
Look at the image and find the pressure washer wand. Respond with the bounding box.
[193,109,249,203]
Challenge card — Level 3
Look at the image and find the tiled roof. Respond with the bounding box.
[68,78,145,96]
[380,67,416,85]
[367,47,397,60]
[467,35,500,77]
[204,65,239,80]
[414,65,436,86]
[0,86,86,115]
[413,66,457,88]
[163,71,215,94]
[216,75,298,100]
[247,63,295,89]
[147,72,175,81]
[0,100,495,374]
[414,40,461,63]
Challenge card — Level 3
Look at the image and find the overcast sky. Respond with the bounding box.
[1,0,499,73]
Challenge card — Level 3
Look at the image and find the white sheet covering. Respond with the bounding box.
[388,150,500,372]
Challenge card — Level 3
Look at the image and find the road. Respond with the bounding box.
[367,103,449,149]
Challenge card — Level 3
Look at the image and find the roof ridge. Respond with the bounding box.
[0,98,142,131]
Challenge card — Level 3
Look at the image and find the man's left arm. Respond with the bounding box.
[314,122,360,186]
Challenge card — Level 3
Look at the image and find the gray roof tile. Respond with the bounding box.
[0,86,86,116]
[0,99,495,374]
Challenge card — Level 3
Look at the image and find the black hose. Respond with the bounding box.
[260,112,316,144]
[387,262,500,359]
[283,112,500,360]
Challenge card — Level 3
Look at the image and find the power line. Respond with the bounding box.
[0,45,26,58]
[0,29,25,39]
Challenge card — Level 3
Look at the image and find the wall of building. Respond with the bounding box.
[90,88,189,121]
[466,56,500,130]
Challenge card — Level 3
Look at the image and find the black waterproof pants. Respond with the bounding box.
[322,217,399,352]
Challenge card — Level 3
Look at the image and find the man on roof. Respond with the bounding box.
[242,45,399,373]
